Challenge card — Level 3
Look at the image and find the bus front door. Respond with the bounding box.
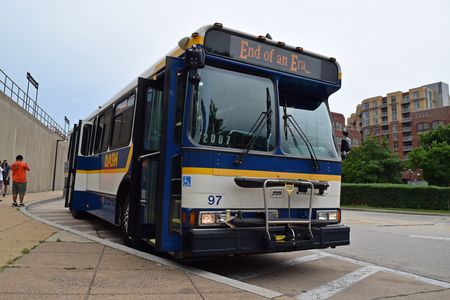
[128,57,184,253]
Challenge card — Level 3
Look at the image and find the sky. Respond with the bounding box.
[1,0,449,129]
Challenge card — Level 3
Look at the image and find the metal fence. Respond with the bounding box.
[0,68,66,138]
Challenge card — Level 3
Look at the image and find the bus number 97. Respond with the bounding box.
[208,195,222,205]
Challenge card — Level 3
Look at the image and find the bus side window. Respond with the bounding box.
[110,94,135,149]
[80,124,92,156]
[88,117,97,155]
[94,107,113,154]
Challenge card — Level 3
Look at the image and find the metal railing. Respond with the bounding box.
[402,127,412,132]
[402,117,411,122]
[0,68,66,138]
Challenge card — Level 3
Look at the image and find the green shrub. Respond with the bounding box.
[341,183,450,210]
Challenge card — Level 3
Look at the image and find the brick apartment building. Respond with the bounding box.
[347,82,450,159]
[331,112,360,153]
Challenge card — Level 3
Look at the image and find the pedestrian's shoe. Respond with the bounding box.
[19,203,25,207]
[12,202,18,207]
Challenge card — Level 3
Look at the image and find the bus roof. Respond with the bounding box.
[85,24,340,121]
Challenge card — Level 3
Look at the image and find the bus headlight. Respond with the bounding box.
[198,211,228,226]
[200,212,216,225]
[317,210,340,222]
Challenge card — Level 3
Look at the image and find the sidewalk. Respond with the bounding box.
[0,191,278,299]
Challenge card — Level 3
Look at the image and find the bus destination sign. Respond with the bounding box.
[204,30,339,84]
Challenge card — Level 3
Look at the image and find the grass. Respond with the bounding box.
[342,205,450,215]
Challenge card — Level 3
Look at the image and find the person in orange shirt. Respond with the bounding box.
[10,155,30,207]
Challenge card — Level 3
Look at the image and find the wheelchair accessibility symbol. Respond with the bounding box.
[182,176,192,187]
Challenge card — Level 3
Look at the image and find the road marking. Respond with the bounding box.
[297,266,379,300]
[313,250,450,289]
[233,252,329,281]
[409,235,450,241]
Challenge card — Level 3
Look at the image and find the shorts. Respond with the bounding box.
[12,182,27,195]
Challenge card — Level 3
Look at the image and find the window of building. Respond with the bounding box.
[335,122,342,130]
[391,96,397,104]
[414,100,420,111]
[427,90,433,109]
[431,120,444,129]
[363,111,369,120]
[373,101,378,108]
[110,94,136,149]
[393,141,398,149]
[363,102,370,109]
[363,128,370,138]
[413,91,419,100]
[374,127,379,135]
[402,95,409,102]
[417,122,429,132]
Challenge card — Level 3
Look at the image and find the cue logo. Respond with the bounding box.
[104,152,119,168]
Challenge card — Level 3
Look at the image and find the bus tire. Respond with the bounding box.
[70,208,87,219]
[120,194,134,245]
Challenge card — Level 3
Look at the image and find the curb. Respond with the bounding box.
[342,207,450,217]
[21,197,283,299]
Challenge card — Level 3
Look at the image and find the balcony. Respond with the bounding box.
[401,98,410,104]
[401,108,410,113]
[382,130,389,135]
[402,127,411,132]
[381,112,388,117]
[402,117,411,122]
[382,120,388,125]
[403,136,412,141]
[403,146,413,151]
[381,103,387,108]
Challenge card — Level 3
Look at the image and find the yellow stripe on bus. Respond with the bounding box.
[182,167,341,181]
[75,145,133,175]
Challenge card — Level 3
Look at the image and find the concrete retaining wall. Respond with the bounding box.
[0,91,68,193]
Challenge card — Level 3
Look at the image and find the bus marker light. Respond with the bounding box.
[190,211,196,225]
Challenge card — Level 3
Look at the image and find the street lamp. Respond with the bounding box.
[26,72,39,115]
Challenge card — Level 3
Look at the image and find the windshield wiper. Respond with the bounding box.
[283,104,320,170]
[234,88,272,165]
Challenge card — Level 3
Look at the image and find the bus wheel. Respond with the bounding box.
[71,209,87,219]
[120,195,134,245]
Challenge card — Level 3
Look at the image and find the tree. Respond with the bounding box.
[406,124,450,186]
[342,137,403,183]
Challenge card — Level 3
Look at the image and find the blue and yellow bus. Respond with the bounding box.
[64,24,349,258]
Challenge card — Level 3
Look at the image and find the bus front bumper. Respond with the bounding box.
[182,225,350,257]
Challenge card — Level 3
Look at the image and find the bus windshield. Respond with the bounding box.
[280,92,339,159]
[191,65,276,151]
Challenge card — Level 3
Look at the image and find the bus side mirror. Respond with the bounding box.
[185,45,205,69]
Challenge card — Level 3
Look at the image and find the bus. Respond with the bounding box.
[64,23,349,258]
